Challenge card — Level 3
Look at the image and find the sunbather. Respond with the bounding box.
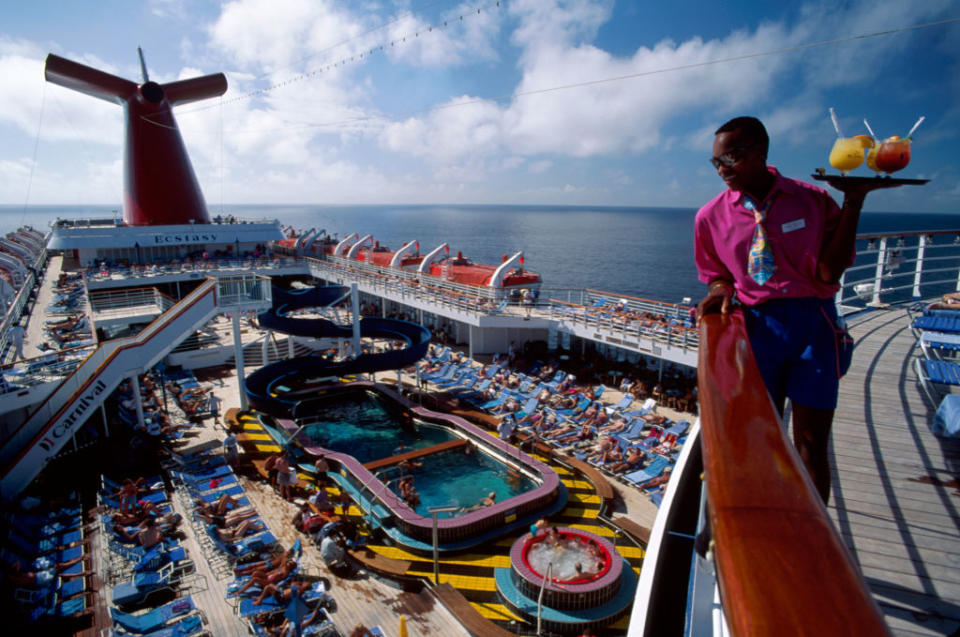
[585,408,610,428]
[549,394,578,410]
[492,397,519,415]
[571,402,599,423]
[642,412,668,425]
[596,445,623,467]
[234,547,297,577]
[268,605,330,637]
[212,518,265,542]
[252,579,312,606]
[4,557,92,588]
[643,467,673,489]
[194,492,242,516]
[235,558,298,596]
[198,504,257,528]
[110,499,165,526]
[599,416,629,434]
[609,447,646,474]
[114,515,164,549]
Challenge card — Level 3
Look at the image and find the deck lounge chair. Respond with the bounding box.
[515,396,540,419]
[919,331,960,361]
[110,595,196,634]
[916,358,960,406]
[7,526,83,556]
[111,562,176,607]
[206,524,277,559]
[614,418,647,442]
[420,364,452,382]
[623,456,671,486]
[607,393,634,413]
[912,314,960,335]
[480,393,507,411]
[109,613,205,637]
[236,580,331,619]
[174,463,234,482]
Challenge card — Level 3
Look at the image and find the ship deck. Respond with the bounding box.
[833,306,960,636]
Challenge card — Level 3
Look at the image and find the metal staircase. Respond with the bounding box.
[0,274,271,501]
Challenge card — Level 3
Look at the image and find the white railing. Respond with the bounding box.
[88,286,169,315]
[838,229,960,310]
[216,273,273,307]
[311,256,700,350]
[542,298,699,351]
[52,214,279,229]
[84,256,301,283]
[0,246,46,362]
[0,344,96,392]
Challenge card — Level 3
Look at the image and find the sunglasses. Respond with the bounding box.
[710,143,757,169]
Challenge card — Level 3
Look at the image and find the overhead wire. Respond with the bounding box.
[173,0,503,117]
[20,79,47,222]
[191,14,960,137]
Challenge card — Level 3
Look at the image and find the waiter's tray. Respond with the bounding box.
[811,173,929,186]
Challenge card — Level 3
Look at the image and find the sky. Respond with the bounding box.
[0,0,959,213]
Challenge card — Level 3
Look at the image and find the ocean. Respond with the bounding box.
[2,204,957,304]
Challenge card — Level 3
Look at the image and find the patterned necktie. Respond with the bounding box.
[744,195,776,285]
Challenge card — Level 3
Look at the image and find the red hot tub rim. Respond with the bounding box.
[521,528,614,583]
[510,526,622,595]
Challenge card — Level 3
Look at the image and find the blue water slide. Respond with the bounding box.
[244,286,430,417]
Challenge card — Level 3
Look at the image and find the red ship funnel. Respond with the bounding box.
[44,52,227,226]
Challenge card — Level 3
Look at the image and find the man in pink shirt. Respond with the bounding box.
[695,116,894,503]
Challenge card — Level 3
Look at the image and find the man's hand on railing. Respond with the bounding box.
[696,280,734,326]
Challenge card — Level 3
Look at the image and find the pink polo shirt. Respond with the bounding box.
[695,166,850,306]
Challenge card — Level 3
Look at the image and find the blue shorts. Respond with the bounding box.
[744,297,849,411]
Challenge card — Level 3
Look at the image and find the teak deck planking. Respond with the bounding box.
[830,307,960,637]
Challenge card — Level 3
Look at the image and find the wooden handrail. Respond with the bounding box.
[697,310,889,636]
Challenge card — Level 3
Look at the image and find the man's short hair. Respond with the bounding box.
[716,116,769,158]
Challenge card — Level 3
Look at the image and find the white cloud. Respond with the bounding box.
[0,46,123,145]
[209,0,365,72]
[382,2,501,68]
[150,0,188,19]
[529,160,552,174]
[381,96,502,160]
[509,0,612,54]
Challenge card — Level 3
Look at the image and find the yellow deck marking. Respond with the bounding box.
[562,478,593,489]
[616,546,645,560]
[254,443,282,453]
[559,507,599,520]
[239,432,272,441]
[473,602,522,622]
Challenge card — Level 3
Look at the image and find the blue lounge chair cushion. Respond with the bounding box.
[922,359,960,385]
[110,595,195,633]
[914,315,960,333]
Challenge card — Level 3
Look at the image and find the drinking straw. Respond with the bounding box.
[906,116,925,138]
[863,119,876,139]
[829,107,843,137]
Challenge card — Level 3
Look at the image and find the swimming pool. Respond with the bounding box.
[296,392,455,464]
[389,446,537,517]
[278,383,563,547]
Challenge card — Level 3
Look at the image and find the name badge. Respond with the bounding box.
[781,218,806,233]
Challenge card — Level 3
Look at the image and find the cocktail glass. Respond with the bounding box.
[874,136,911,174]
[829,135,874,175]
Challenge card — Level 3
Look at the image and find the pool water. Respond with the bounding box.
[299,393,454,464]
[392,447,537,517]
